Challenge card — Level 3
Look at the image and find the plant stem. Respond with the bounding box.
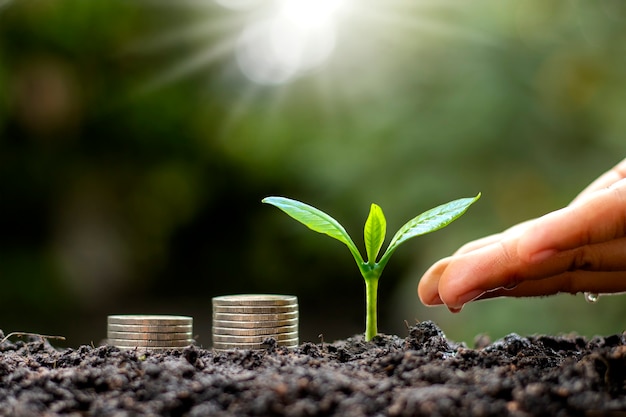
[364,276,379,341]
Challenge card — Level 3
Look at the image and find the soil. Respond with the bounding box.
[2,321,626,417]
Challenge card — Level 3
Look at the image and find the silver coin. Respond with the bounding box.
[212,294,297,307]
[213,305,297,314]
[212,311,298,321]
[108,338,195,347]
[107,324,193,333]
[108,315,192,326]
[212,325,297,336]
[111,345,193,351]
[212,319,298,329]
[107,331,192,341]
[108,339,193,346]
[213,336,299,343]
[212,339,299,350]
[212,345,299,352]
[115,346,179,352]
[212,332,298,343]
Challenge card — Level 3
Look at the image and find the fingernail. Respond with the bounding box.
[455,289,484,307]
[529,249,558,263]
[448,305,463,314]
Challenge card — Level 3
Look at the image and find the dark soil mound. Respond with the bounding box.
[2,321,626,416]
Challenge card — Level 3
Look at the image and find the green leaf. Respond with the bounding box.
[382,193,481,261]
[364,203,386,264]
[262,196,364,264]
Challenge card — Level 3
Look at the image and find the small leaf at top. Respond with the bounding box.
[384,193,481,258]
[364,203,386,264]
[262,196,364,263]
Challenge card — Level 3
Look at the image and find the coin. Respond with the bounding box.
[108,315,192,326]
[211,294,299,351]
[107,324,193,333]
[113,345,188,352]
[212,325,297,336]
[111,342,187,348]
[115,346,180,352]
[212,319,298,329]
[212,339,299,350]
[106,315,195,351]
[212,311,298,321]
[212,305,297,314]
[212,294,297,306]
[107,331,192,341]
[107,338,195,348]
[212,331,298,343]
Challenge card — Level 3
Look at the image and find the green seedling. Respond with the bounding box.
[262,193,481,341]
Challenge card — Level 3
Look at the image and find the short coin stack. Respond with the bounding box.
[107,315,194,351]
[212,294,298,351]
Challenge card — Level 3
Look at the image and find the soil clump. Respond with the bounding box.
[1,321,626,416]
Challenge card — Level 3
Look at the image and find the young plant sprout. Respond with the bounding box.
[262,194,481,341]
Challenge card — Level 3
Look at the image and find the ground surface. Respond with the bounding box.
[1,322,626,416]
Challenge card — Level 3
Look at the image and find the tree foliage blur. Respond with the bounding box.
[1,0,625,345]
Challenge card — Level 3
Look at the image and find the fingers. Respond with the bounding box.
[570,157,626,204]
[418,158,626,311]
[418,236,626,309]
[517,177,626,263]
[476,270,626,301]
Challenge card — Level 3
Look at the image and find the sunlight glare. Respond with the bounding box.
[279,0,344,28]
[143,0,486,89]
[235,0,344,85]
[236,17,335,85]
[236,19,299,85]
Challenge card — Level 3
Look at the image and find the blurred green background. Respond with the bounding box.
[1,0,626,348]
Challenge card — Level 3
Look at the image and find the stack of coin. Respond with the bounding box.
[212,295,298,351]
[107,315,194,351]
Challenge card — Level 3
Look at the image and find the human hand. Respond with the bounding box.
[417,157,626,312]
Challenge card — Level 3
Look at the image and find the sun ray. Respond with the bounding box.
[135,35,237,95]
[127,14,246,55]
[132,0,499,92]
[127,0,503,124]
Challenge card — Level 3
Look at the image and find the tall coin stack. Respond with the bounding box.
[107,315,194,351]
[212,295,298,351]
